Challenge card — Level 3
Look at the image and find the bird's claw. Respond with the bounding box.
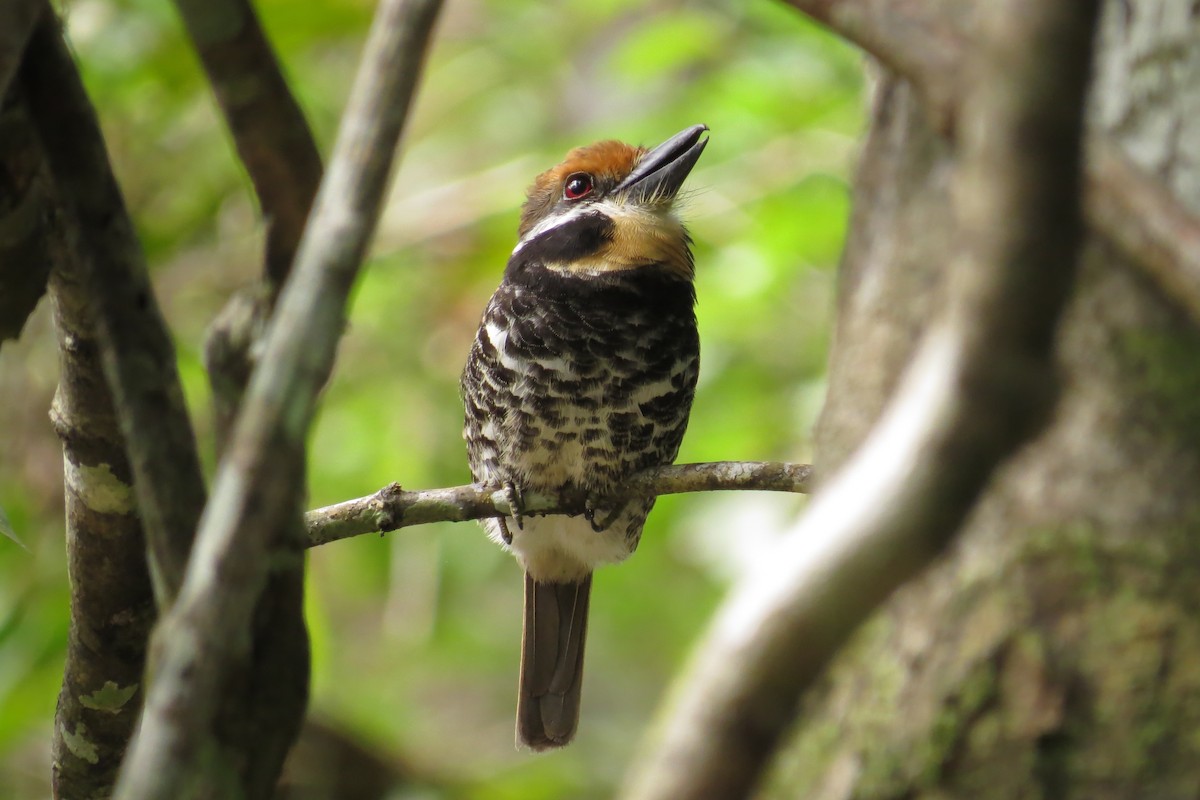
[583,495,603,533]
[585,492,628,533]
[504,482,525,531]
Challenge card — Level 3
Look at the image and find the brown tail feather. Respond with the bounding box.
[517,573,592,750]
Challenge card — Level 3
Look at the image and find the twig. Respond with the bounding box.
[783,0,1200,328]
[305,461,814,547]
[21,9,207,602]
[113,1,442,797]
[169,0,322,288]
[622,3,1100,798]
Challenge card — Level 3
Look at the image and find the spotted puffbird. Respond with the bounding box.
[460,124,707,750]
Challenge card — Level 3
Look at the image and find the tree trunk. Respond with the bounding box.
[762,4,1200,798]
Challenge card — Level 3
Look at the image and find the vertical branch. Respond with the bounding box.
[48,246,157,800]
[20,12,206,604]
[113,0,443,797]
[621,3,1101,799]
[14,10,203,795]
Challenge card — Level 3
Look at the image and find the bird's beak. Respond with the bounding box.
[615,124,708,202]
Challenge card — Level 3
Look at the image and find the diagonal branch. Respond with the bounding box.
[305,461,814,547]
[171,0,322,288]
[1086,136,1200,322]
[21,9,206,602]
[783,0,1200,329]
[622,3,1101,798]
[113,0,443,797]
[171,0,325,447]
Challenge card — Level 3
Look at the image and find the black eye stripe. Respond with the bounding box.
[512,211,613,267]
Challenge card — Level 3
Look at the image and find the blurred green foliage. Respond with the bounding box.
[0,0,861,796]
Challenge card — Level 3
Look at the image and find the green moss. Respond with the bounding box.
[1017,520,1200,601]
[918,657,999,787]
[1018,523,1111,595]
[1116,329,1200,447]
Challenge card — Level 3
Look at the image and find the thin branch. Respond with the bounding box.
[622,3,1100,799]
[783,0,1200,329]
[21,9,206,601]
[113,1,443,797]
[305,461,814,547]
[170,0,322,289]
[1085,136,1200,323]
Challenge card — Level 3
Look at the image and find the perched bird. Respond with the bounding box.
[460,124,708,749]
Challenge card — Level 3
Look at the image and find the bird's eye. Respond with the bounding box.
[563,172,594,201]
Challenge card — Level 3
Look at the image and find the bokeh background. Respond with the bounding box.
[0,0,862,796]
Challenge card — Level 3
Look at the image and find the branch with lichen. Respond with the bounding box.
[304,461,814,547]
[23,12,208,603]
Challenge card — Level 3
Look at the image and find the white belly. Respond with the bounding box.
[486,514,633,582]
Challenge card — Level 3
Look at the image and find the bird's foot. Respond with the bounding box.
[584,492,628,533]
[503,481,526,538]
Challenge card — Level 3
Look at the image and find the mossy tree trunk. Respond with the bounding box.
[763,4,1200,798]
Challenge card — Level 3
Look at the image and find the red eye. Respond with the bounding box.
[563,172,593,200]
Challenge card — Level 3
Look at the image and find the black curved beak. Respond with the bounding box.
[615,124,709,201]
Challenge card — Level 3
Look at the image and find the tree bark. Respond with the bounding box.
[762,2,1200,798]
[48,193,156,800]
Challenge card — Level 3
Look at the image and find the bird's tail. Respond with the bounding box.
[517,572,592,750]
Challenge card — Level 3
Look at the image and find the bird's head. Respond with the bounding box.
[511,124,708,281]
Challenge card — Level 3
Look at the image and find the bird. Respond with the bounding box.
[460,124,708,750]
